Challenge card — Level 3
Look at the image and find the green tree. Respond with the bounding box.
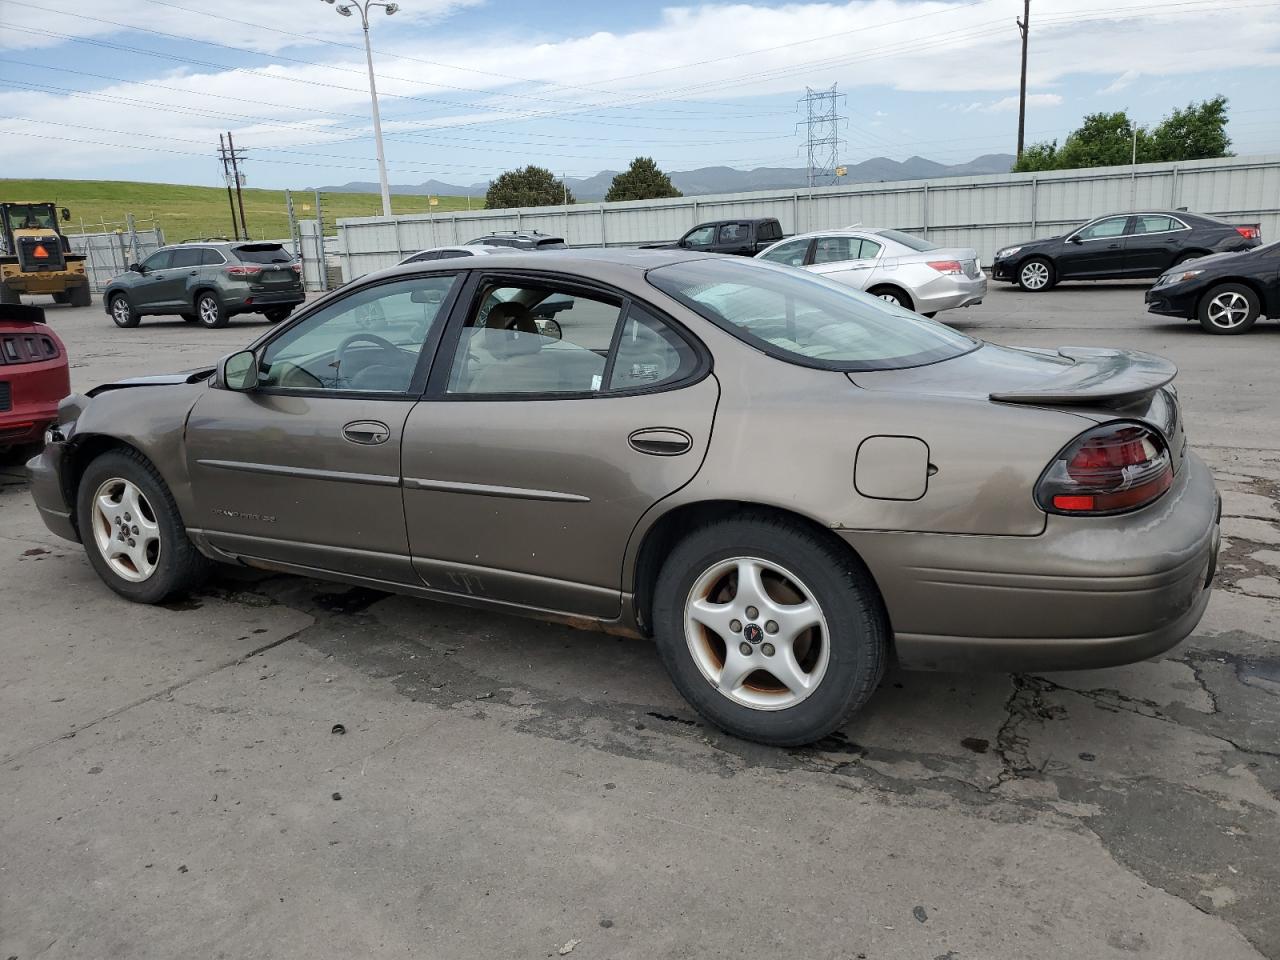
[605,156,682,202]
[1013,98,1231,173]
[484,165,574,209]
[1146,95,1231,162]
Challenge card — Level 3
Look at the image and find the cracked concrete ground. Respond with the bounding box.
[2,286,1278,959]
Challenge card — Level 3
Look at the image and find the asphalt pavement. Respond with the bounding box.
[2,282,1278,959]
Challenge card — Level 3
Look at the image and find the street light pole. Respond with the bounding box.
[324,0,399,217]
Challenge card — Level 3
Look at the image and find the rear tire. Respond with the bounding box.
[52,291,70,305]
[652,514,888,746]
[868,286,914,311]
[68,284,92,307]
[76,448,212,603]
[109,293,139,328]
[1017,257,1055,292]
[264,306,293,323]
[0,284,19,306]
[1198,283,1259,335]
[194,290,228,328]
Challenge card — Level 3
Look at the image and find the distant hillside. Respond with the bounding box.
[0,179,471,241]
[316,154,1016,203]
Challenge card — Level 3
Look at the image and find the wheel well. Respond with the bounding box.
[62,435,144,532]
[866,284,913,310]
[191,286,220,308]
[630,499,891,639]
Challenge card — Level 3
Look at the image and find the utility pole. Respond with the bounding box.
[1016,0,1031,160]
[226,132,249,240]
[218,133,240,240]
[797,85,845,188]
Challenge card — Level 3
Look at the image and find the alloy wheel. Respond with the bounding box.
[198,296,219,326]
[877,292,902,306]
[1020,261,1050,290]
[1206,291,1251,330]
[112,298,131,325]
[683,556,830,711]
[90,477,162,582]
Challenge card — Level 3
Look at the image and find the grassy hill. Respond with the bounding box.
[1,179,475,242]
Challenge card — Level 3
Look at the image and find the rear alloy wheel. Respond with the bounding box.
[1018,258,1054,292]
[653,515,887,746]
[1198,283,1259,335]
[77,449,211,603]
[110,294,139,328]
[195,291,228,328]
[869,286,913,311]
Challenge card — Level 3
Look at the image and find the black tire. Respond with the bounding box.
[194,290,228,328]
[1198,282,1259,335]
[1173,251,1206,267]
[68,283,92,307]
[180,312,198,323]
[76,448,212,603]
[109,293,139,328]
[52,291,70,304]
[652,514,888,746]
[1017,257,1055,292]
[0,283,19,306]
[264,306,293,323]
[868,286,914,311]
[921,311,938,319]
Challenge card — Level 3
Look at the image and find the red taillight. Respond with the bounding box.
[225,264,263,277]
[290,263,302,275]
[1037,422,1174,516]
[927,260,963,275]
[1235,226,1260,240]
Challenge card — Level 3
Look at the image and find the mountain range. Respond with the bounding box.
[316,154,1016,202]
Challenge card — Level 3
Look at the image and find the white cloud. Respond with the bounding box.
[2,0,1277,179]
[1100,69,1141,94]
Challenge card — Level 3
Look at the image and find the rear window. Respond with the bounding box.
[874,229,939,252]
[534,237,567,248]
[648,258,975,372]
[234,243,292,264]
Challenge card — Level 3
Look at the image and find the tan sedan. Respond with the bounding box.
[29,250,1220,745]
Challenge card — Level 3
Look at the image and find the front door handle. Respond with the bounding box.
[629,427,692,456]
[342,420,390,445]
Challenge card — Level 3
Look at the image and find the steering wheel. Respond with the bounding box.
[335,333,404,383]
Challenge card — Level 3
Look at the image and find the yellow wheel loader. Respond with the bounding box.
[0,202,91,307]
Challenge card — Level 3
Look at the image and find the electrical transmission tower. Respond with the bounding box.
[798,85,845,188]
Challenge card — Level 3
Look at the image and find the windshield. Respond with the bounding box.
[5,203,57,232]
[875,229,938,252]
[647,258,976,371]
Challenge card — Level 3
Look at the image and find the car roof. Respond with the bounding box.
[375,247,716,279]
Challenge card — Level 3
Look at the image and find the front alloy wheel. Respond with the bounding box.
[90,477,161,582]
[1018,259,1052,291]
[1199,283,1259,334]
[685,557,829,710]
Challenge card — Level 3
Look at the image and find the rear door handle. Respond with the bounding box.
[629,427,692,456]
[342,420,390,445]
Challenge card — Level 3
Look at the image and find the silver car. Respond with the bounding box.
[757,228,986,317]
[398,244,510,265]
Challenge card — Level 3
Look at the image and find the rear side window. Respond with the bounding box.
[718,223,748,243]
[234,243,292,264]
[169,248,203,268]
[609,305,700,392]
[200,248,226,265]
[1134,215,1183,234]
[758,221,782,242]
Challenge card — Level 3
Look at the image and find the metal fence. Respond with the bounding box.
[336,153,1280,281]
[68,226,166,292]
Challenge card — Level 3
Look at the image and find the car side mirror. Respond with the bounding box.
[61,208,71,222]
[129,262,144,273]
[221,350,259,392]
[1068,235,1082,245]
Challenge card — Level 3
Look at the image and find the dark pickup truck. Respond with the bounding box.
[641,218,786,256]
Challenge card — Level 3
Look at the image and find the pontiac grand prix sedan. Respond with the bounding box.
[28,250,1221,746]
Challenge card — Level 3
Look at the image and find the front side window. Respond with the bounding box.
[648,258,975,371]
[683,226,716,247]
[259,275,457,393]
[448,282,622,395]
[142,250,173,271]
[1076,217,1128,241]
[759,238,811,267]
[813,236,859,264]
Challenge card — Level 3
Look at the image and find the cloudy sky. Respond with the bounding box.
[2,0,1279,189]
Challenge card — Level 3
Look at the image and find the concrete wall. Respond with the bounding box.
[335,154,1280,280]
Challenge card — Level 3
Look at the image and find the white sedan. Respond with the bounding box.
[757,228,986,317]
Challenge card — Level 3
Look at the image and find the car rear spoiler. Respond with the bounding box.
[989,346,1176,406]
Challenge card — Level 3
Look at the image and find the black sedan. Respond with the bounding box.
[992,211,1261,291]
[1145,241,1279,334]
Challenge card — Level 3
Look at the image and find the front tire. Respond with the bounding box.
[109,293,139,328]
[195,290,228,328]
[76,448,211,603]
[652,515,887,746]
[1198,282,1259,335]
[1017,257,1055,292]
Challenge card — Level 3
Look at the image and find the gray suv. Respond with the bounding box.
[103,242,304,329]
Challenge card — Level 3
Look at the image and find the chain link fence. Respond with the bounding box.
[67,224,166,293]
